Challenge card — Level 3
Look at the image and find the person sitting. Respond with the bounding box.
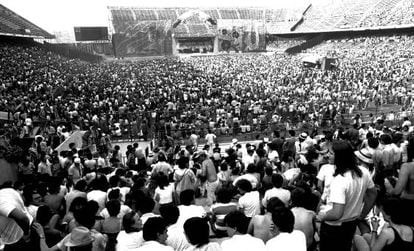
[210,188,238,237]
[176,190,206,229]
[159,204,190,251]
[290,187,317,250]
[248,197,285,243]
[136,196,158,225]
[183,217,221,251]
[221,211,265,251]
[236,179,261,218]
[262,173,291,208]
[266,206,306,251]
[101,200,122,234]
[116,211,144,251]
[359,197,414,251]
[137,217,173,251]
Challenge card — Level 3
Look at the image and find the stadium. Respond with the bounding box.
[0,0,414,251]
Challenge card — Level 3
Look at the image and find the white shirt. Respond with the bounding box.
[265,230,306,251]
[87,190,107,212]
[326,167,375,226]
[154,184,174,204]
[166,223,190,251]
[232,174,259,189]
[184,242,221,251]
[116,231,144,251]
[242,154,255,167]
[140,213,158,225]
[177,205,205,229]
[262,188,291,208]
[0,188,33,245]
[316,164,335,203]
[100,204,132,219]
[136,241,173,251]
[205,133,216,145]
[238,191,261,217]
[221,234,265,251]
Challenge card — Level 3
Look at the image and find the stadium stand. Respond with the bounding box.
[219,9,240,19]
[359,0,403,28]
[0,4,53,38]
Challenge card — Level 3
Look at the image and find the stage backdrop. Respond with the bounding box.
[112,20,173,57]
[217,20,266,52]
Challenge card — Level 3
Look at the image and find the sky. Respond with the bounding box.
[0,0,335,40]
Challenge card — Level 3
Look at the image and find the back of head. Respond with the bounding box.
[159,205,179,225]
[266,197,285,213]
[138,196,155,214]
[216,188,233,204]
[180,190,195,206]
[74,203,96,229]
[69,197,88,213]
[74,179,87,192]
[236,179,252,193]
[143,217,167,241]
[380,134,392,145]
[109,175,120,188]
[367,137,379,149]
[108,188,121,201]
[246,164,256,173]
[36,205,53,226]
[106,199,121,217]
[224,211,249,234]
[332,140,361,177]
[183,217,210,247]
[290,187,307,208]
[271,173,284,188]
[122,211,139,233]
[272,207,294,233]
[381,197,405,225]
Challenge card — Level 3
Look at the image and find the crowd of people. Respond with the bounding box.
[1,31,414,251]
[2,118,414,251]
[1,33,414,151]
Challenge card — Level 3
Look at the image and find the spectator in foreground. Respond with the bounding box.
[183,217,222,251]
[221,211,265,251]
[266,206,306,251]
[138,217,172,251]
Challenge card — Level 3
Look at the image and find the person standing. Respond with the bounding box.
[199,152,218,205]
[205,130,216,154]
[317,141,377,251]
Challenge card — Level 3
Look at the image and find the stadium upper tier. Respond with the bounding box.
[109,1,414,35]
[295,0,414,32]
[108,7,304,35]
[0,4,53,38]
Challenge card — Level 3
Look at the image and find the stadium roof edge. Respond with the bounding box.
[270,24,414,35]
[0,4,54,39]
[0,32,53,39]
[107,6,301,10]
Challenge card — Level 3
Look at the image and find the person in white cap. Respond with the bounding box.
[295,132,309,156]
[68,157,84,185]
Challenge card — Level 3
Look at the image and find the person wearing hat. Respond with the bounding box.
[295,132,309,156]
[68,158,84,185]
[355,148,375,177]
[34,224,94,251]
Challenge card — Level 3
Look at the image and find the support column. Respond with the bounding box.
[213,36,219,53]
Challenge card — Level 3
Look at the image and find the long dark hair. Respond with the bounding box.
[333,140,362,177]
